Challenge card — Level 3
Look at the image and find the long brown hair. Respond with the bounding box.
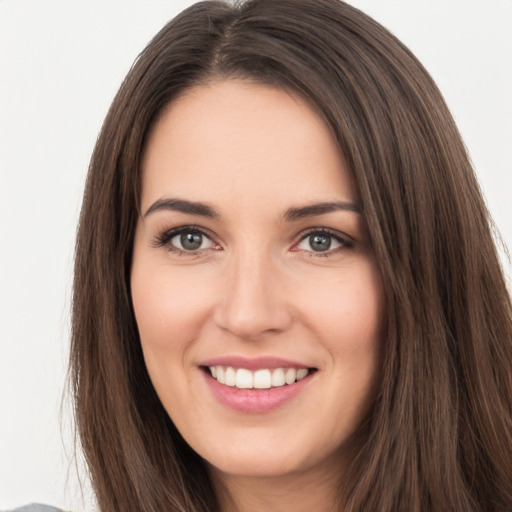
[71,1,512,510]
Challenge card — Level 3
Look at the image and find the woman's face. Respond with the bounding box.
[131,80,384,481]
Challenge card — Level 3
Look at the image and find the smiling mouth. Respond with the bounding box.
[203,366,316,390]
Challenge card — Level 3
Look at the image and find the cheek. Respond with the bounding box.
[130,261,213,414]
[297,263,384,348]
[297,261,385,413]
[131,261,211,354]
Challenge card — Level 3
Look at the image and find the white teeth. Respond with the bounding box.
[253,369,272,389]
[236,368,253,389]
[271,368,285,387]
[225,367,236,387]
[208,365,311,389]
[285,368,296,385]
[296,368,308,381]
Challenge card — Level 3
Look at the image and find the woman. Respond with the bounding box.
[68,0,512,511]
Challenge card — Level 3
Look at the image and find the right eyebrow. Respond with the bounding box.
[143,198,220,219]
[283,201,361,221]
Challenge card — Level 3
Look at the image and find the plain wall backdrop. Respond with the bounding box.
[1,0,511,510]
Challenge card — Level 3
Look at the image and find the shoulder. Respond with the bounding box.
[3,505,64,512]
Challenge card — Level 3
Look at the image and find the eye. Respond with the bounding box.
[154,226,217,253]
[295,229,351,254]
[171,231,213,251]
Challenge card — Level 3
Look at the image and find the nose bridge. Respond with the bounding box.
[214,243,291,339]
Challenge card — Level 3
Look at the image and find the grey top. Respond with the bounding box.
[3,505,63,512]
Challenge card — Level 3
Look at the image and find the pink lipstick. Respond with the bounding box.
[199,356,316,413]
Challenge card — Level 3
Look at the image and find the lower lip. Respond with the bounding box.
[202,370,314,413]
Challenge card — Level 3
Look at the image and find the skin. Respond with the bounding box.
[131,80,385,511]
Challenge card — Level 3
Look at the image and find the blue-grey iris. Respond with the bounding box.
[181,232,203,250]
[309,234,331,251]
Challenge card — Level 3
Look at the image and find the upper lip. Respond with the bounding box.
[199,356,315,371]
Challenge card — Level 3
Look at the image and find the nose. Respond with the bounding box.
[213,249,293,341]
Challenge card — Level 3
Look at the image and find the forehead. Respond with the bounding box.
[140,80,356,214]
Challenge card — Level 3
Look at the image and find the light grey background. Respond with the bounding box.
[1,0,511,510]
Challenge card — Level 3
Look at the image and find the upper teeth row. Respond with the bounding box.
[209,366,310,389]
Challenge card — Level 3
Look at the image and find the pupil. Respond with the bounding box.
[310,234,331,251]
[181,232,202,250]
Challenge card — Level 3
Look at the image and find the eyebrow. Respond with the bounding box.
[143,198,361,221]
[283,201,361,221]
[144,198,220,219]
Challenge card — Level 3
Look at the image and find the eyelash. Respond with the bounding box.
[152,225,353,258]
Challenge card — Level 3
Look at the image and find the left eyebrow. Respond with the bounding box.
[143,198,220,219]
[283,201,361,221]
